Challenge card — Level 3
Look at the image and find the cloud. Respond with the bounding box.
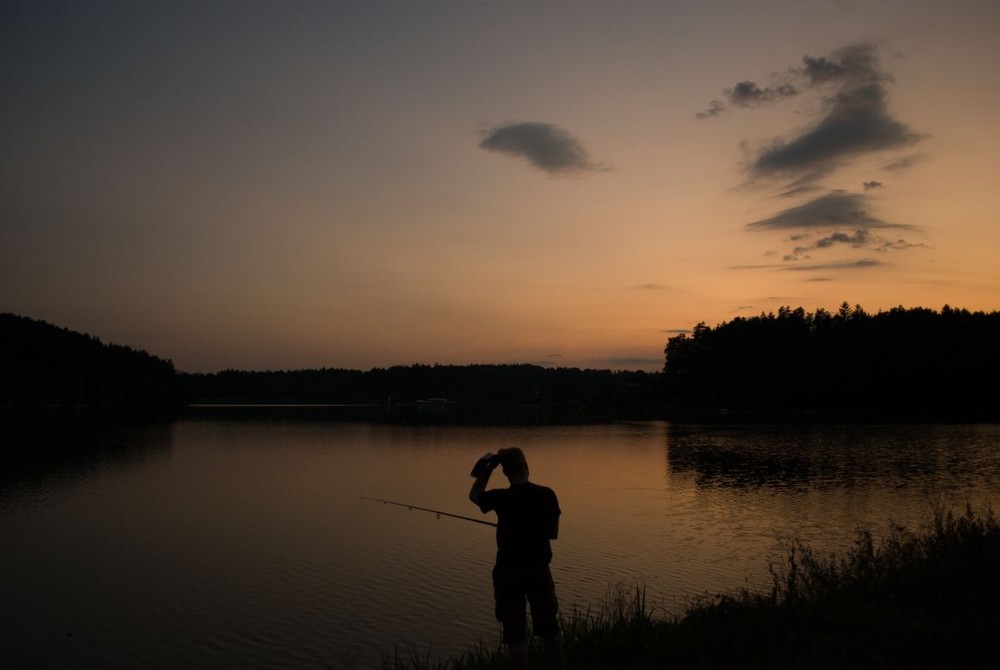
[728,80,798,107]
[745,191,911,231]
[700,43,922,184]
[785,259,882,271]
[807,229,875,249]
[801,55,848,85]
[883,153,927,172]
[749,82,920,179]
[592,357,663,369]
[775,184,825,199]
[784,229,922,260]
[529,357,563,368]
[696,81,797,118]
[732,259,884,271]
[704,42,930,268]
[479,122,608,175]
[695,100,726,119]
[747,190,925,262]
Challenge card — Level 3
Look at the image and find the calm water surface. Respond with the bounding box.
[2,418,999,669]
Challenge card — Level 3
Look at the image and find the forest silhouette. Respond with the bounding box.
[0,313,181,416]
[663,303,1000,421]
[3,303,999,423]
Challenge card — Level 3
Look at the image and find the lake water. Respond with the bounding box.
[2,417,999,669]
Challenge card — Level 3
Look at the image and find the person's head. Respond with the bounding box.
[497,446,528,481]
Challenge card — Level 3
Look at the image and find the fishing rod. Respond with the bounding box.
[360,496,497,527]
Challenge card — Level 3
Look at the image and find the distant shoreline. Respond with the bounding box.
[179,400,596,425]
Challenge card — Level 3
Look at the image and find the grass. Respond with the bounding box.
[365,504,1000,670]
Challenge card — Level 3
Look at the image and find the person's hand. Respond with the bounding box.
[471,452,497,478]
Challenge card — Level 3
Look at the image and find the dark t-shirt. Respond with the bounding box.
[477,482,561,567]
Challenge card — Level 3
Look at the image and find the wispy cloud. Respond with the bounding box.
[592,357,663,369]
[732,259,884,271]
[784,259,883,271]
[695,100,726,119]
[696,81,798,118]
[702,42,928,267]
[750,82,919,181]
[529,355,564,368]
[745,191,910,231]
[479,121,609,175]
[784,229,925,260]
[883,153,927,172]
[746,191,924,260]
[700,42,922,185]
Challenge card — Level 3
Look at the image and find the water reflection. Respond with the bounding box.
[2,419,998,670]
[665,423,1000,495]
[0,414,173,506]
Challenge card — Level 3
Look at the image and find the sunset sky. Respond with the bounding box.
[3,1,998,373]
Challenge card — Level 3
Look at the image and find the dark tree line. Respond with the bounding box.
[7,303,1000,425]
[0,313,182,414]
[663,303,1000,421]
[180,364,662,421]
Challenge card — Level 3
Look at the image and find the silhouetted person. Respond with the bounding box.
[469,447,565,670]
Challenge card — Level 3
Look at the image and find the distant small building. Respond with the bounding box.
[414,398,457,422]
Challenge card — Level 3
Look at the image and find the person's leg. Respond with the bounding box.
[493,566,529,669]
[527,567,564,670]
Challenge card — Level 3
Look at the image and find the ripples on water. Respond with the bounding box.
[1,419,998,669]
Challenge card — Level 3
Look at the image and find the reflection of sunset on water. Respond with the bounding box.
[3,419,999,667]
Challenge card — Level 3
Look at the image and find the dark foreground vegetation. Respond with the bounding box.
[376,506,1000,670]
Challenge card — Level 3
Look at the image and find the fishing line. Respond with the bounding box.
[360,496,497,527]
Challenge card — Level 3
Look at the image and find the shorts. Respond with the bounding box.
[492,564,560,644]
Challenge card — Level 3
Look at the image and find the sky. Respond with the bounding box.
[2,0,999,373]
